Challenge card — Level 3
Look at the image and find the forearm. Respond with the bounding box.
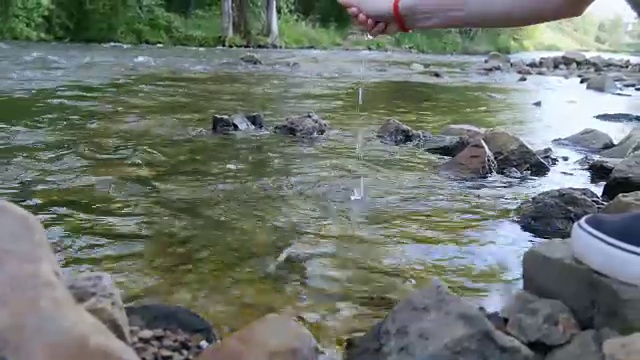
[404,0,595,29]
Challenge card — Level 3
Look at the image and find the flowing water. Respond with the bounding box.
[1,40,639,346]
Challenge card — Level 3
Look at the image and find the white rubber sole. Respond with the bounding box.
[570,215,640,286]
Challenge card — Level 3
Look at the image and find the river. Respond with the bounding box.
[1,40,639,347]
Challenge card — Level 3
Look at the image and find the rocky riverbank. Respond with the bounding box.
[5,194,640,360]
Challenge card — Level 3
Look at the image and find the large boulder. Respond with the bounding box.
[523,239,640,334]
[599,128,640,159]
[515,188,602,239]
[483,130,550,176]
[416,135,469,157]
[64,272,131,344]
[345,280,535,360]
[552,128,615,151]
[587,158,621,183]
[439,138,496,178]
[0,200,139,360]
[602,152,640,200]
[195,311,321,360]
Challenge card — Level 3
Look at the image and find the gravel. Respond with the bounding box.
[130,326,209,360]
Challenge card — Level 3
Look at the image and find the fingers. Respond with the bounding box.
[370,22,388,37]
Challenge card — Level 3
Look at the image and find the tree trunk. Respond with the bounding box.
[265,0,279,46]
[221,0,234,45]
[233,0,250,42]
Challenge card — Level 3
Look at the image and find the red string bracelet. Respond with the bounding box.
[393,0,411,32]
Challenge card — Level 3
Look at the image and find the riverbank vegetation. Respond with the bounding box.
[0,0,636,54]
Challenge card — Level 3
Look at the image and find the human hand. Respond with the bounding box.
[338,0,402,36]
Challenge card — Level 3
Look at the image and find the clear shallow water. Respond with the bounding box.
[1,40,639,346]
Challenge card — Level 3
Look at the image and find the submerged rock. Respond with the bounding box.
[552,128,615,151]
[515,188,602,239]
[483,130,550,177]
[595,113,640,123]
[523,239,640,333]
[345,280,535,360]
[274,112,329,137]
[212,113,265,134]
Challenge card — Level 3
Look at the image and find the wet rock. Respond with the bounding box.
[65,272,131,344]
[439,138,495,178]
[212,113,264,134]
[600,128,640,158]
[0,200,138,360]
[126,304,217,343]
[586,74,618,93]
[345,280,535,360]
[515,188,602,239]
[438,124,484,139]
[417,135,469,157]
[552,128,614,151]
[409,63,425,71]
[602,152,640,200]
[532,101,542,107]
[196,311,322,360]
[595,113,640,123]
[131,326,206,360]
[518,75,528,82]
[483,130,550,176]
[523,239,640,333]
[545,329,618,360]
[517,67,534,75]
[376,119,421,145]
[561,51,587,65]
[240,53,262,65]
[501,291,580,347]
[602,191,640,214]
[535,147,559,167]
[620,80,638,88]
[486,51,511,64]
[588,158,621,183]
[603,333,640,360]
[274,112,329,137]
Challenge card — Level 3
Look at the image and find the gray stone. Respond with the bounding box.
[502,291,580,346]
[345,280,535,360]
[65,272,131,344]
[545,329,618,360]
[523,239,640,334]
[417,135,469,157]
[483,130,550,177]
[586,75,618,93]
[440,138,496,179]
[602,152,640,200]
[376,119,421,145]
[603,333,640,360]
[602,191,640,214]
[600,127,640,159]
[439,124,485,139]
[588,158,622,183]
[553,128,614,151]
[274,112,329,137]
[515,188,602,239]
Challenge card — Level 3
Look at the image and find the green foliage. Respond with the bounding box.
[0,0,634,53]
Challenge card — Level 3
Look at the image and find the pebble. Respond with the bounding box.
[130,326,207,360]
